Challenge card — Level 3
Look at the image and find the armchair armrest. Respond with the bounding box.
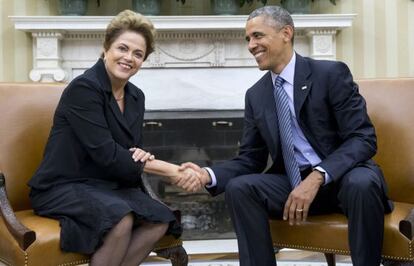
[0,172,36,250]
[141,173,162,202]
[399,207,414,240]
[141,174,181,223]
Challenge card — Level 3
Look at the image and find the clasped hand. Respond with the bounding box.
[129,147,155,162]
[172,162,212,193]
[129,148,207,193]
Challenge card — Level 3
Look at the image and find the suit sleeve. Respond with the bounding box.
[318,62,377,181]
[63,79,144,182]
[209,90,269,195]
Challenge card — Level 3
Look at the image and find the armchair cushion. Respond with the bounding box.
[271,202,414,260]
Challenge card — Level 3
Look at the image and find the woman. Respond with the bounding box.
[28,10,198,266]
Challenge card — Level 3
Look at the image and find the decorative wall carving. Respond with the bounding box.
[11,15,355,110]
[306,29,337,59]
[148,31,249,68]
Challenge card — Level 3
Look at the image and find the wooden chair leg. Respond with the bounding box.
[156,245,188,266]
[324,253,335,266]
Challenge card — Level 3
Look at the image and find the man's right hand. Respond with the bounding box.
[178,162,212,191]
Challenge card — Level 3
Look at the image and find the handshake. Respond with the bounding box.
[131,147,213,192]
[171,162,212,192]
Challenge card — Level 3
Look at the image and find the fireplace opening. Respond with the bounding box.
[143,114,243,240]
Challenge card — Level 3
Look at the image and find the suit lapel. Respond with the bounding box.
[293,54,312,118]
[90,59,136,141]
[108,97,134,139]
[123,89,141,132]
[95,61,135,140]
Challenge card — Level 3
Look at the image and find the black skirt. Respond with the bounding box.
[30,181,182,254]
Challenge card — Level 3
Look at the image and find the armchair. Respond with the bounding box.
[269,78,414,265]
[0,83,188,266]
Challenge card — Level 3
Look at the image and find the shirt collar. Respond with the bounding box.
[271,52,296,86]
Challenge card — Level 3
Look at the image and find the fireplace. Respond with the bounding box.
[143,111,243,240]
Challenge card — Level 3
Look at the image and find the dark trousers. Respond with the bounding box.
[224,166,386,266]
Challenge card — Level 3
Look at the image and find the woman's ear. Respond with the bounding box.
[101,50,106,62]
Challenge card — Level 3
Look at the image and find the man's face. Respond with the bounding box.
[245,16,292,73]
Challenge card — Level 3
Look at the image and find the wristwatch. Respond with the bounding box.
[313,168,326,185]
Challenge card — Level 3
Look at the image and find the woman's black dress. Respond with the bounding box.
[28,59,181,254]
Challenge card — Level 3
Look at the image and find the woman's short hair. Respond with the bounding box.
[102,9,156,61]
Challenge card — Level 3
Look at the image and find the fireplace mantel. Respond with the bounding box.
[11,14,355,110]
[11,14,355,31]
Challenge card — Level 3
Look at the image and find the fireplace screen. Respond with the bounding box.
[143,115,243,240]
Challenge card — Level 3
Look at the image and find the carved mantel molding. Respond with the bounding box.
[11,15,355,83]
[10,15,355,110]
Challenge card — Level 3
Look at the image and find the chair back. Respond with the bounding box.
[1,80,413,208]
[358,78,414,203]
[0,83,65,211]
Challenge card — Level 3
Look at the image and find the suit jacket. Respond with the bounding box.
[29,59,145,190]
[209,54,391,211]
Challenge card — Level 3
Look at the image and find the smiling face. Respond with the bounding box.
[103,30,147,88]
[245,15,294,74]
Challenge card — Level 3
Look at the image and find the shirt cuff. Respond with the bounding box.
[314,166,331,185]
[204,167,217,188]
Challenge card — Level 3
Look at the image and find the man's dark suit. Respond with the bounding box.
[208,54,392,266]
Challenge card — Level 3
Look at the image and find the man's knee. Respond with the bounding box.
[342,168,381,193]
[225,175,255,198]
[224,175,259,206]
[339,167,383,206]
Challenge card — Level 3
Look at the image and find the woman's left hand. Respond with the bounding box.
[129,147,155,163]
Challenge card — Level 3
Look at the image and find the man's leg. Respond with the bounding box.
[225,173,291,266]
[337,166,385,266]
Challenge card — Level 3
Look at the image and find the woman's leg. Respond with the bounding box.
[121,221,169,266]
[90,213,134,266]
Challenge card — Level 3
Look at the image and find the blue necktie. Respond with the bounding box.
[273,76,301,189]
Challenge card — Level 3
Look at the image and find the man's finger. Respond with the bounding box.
[302,203,310,222]
[283,195,292,220]
[288,202,297,225]
[180,162,201,172]
[295,207,303,224]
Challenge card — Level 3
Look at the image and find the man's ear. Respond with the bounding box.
[281,25,294,43]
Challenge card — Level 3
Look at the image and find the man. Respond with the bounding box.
[178,5,393,266]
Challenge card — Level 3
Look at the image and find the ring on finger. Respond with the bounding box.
[296,208,303,212]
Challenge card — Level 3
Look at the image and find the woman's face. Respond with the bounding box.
[103,30,147,86]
